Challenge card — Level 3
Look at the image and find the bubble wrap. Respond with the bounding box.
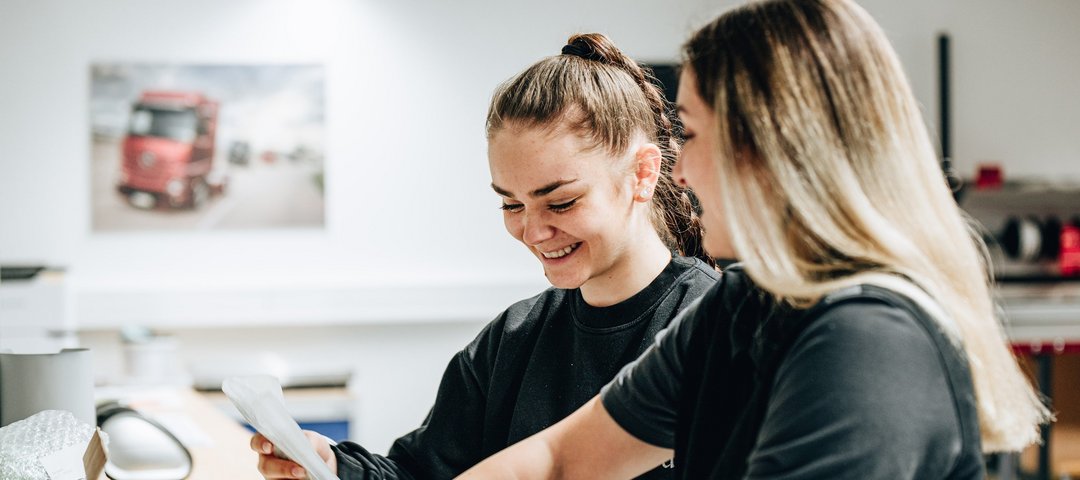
[0,410,95,480]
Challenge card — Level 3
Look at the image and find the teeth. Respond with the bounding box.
[541,243,579,259]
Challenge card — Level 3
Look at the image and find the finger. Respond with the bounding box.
[258,454,306,479]
[303,431,333,461]
[249,433,273,455]
[249,434,264,453]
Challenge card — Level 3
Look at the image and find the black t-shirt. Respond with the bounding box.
[332,256,719,479]
[601,265,985,479]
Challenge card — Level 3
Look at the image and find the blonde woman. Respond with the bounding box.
[459,0,1050,478]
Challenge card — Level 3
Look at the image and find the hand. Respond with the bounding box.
[250,431,338,479]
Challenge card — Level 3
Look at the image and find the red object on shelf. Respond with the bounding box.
[1011,341,1080,356]
[975,164,1004,189]
[1062,225,1080,276]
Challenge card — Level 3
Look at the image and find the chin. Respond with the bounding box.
[546,276,587,290]
[703,239,735,261]
[542,269,588,290]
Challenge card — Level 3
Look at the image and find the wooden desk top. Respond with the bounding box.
[180,389,262,479]
[98,387,262,480]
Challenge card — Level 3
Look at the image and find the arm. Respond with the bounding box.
[457,396,671,480]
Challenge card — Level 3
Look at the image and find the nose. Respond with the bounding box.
[521,211,556,247]
[672,155,689,187]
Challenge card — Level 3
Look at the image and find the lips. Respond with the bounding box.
[539,242,582,259]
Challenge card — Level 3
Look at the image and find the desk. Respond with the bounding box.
[180,389,262,479]
[97,387,262,480]
[1002,282,1080,480]
[198,387,352,442]
[1007,346,1080,480]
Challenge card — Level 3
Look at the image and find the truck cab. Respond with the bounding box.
[118,91,220,209]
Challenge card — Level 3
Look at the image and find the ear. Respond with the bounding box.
[632,143,662,202]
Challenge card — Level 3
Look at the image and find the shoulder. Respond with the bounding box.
[780,292,952,395]
[659,257,720,305]
[692,263,765,326]
[753,290,975,478]
[671,256,722,283]
[658,264,769,362]
[788,287,958,374]
[713,264,758,305]
[798,296,933,354]
[463,287,568,359]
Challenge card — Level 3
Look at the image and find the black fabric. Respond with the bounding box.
[601,265,985,479]
[333,257,718,480]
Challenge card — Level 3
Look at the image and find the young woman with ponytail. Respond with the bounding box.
[460,0,1050,478]
[250,33,717,480]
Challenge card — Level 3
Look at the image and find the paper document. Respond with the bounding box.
[222,375,338,480]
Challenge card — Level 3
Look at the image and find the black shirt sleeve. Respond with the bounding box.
[599,295,703,449]
[745,301,965,480]
[332,442,416,480]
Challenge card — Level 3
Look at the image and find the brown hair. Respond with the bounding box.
[487,33,711,266]
[682,0,1049,451]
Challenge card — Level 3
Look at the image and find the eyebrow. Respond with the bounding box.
[491,179,579,199]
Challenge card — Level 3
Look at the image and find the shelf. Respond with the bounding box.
[74,281,547,329]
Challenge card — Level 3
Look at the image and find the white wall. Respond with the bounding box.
[2,0,1078,303]
[0,0,726,318]
[861,0,1080,180]
[3,0,1080,458]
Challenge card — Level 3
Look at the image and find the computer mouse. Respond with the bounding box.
[96,402,192,480]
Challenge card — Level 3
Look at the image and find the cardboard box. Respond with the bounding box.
[37,428,107,480]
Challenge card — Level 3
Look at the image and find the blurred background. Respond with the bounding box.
[1,0,1079,478]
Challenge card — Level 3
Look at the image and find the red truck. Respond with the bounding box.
[117,91,222,209]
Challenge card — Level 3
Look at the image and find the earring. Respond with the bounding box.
[639,187,651,199]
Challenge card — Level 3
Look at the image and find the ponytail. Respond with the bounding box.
[493,33,714,267]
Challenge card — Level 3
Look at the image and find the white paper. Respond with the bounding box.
[222,375,338,480]
[39,442,88,480]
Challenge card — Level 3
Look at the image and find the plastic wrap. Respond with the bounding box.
[0,410,96,480]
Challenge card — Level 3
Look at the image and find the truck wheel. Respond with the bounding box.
[190,178,210,209]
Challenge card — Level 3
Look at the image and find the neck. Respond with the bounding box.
[579,233,673,307]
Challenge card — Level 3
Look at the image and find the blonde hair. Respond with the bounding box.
[683,0,1050,451]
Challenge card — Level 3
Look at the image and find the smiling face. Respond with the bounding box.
[674,68,735,259]
[488,122,658,291]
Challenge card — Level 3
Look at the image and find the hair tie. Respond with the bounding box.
[561,43,602,62]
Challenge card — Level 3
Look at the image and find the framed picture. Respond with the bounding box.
[90,64,325,231]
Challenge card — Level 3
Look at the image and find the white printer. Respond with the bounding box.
[0,266,73,353]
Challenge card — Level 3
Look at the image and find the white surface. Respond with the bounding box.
[2,0,1078,327]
